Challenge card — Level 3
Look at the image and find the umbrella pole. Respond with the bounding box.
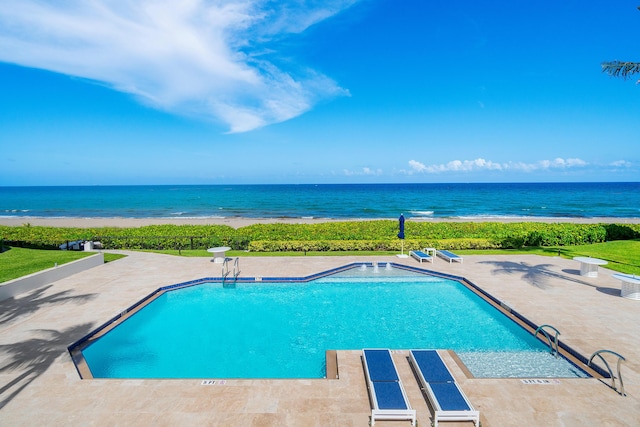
[397,239,409,258]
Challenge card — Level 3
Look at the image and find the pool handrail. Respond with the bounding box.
[589,350,626,396]
[534,324,561,358]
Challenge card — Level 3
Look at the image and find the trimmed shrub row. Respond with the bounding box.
[1,221,639,252]
[248,238,501,252]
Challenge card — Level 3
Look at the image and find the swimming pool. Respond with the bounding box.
[74,264,590,379]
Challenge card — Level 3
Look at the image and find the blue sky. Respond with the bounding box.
[1,0,638,186]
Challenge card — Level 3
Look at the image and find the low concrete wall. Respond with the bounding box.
[0,252,104,302]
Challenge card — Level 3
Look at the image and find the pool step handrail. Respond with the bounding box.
[588,350,626,396]
[222,257,240,287]
[534,324,561,358]
[232,257,240,283]
[222,257,230,285]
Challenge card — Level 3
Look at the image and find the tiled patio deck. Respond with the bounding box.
[1,252,638,426]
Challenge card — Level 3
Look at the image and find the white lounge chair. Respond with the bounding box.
[409,350,479,427]
[436,250,463,263]
[410,250,434,263]
[362,349,416,426]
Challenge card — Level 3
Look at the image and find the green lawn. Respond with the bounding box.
[0,247,125,283]
[554,240,640,275]
[451,240,640,275]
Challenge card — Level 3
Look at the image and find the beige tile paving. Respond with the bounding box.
[1,252,639,426]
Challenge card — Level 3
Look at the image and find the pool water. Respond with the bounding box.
[81,267,588,379]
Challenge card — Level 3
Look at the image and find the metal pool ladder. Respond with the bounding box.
[589,350,626,396]
[222,257,240,287]
[534,324,561,358]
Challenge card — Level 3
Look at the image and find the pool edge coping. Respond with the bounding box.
[67,262,608,380]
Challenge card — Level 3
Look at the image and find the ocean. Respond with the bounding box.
[1,182,639,220]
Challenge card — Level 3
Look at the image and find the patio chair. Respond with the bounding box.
[362,349,416,426]
[410,250,434,263]
[436,250,463,263]
[409,350,479,427]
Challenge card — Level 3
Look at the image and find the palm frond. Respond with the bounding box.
[601,61,640,79]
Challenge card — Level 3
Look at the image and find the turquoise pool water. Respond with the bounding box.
[81,267,588,379]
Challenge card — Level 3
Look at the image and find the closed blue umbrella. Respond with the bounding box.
[397,213,405,239]
[397,214,408,257]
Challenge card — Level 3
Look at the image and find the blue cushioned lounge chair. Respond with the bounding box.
[362,349,416,426]
[409,350,479,427]
[436,250,463,263]
[410,250,433,263]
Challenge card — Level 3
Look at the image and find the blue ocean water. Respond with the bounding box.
[1,182,639,219]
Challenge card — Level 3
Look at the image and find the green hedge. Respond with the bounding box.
[1,221,639,252]
[0,224,237,250]
[0,225,90,249]
[248,238,501,252]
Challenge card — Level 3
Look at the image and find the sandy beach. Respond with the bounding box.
[1,216,640,228]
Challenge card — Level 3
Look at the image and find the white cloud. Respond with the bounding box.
[405,157,588,174]
[343,167,383,176]
[610,160,632,168]
[408,160,427,172]
[0,0,356,132]
[539,158,587,169]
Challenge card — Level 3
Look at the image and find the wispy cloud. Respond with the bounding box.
[0,1,356,132]
[610,160,632,168]
[343,167,383,176]
[406,157,588,174]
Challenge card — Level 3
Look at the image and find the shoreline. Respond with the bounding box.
[2,216,640,229]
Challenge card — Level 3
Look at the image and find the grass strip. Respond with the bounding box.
[0,247,125,283]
